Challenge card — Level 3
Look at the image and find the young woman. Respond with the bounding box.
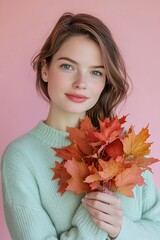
[1,12,160,240]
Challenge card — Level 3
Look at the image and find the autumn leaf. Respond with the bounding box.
[115,165,145,197]
[116,184,135,198]
[85,174,101,190]
[67,128,93,155]
[123,126,152,158]
[134,157,159,170]
[84,163,101,190]
[51,161,62,180]
[64,158,91,194]
[89,181,101,190]
[58,176,70,195]
[53,144,82,161]
[79,115,96,132]
[51,115,159,198]
[93,116,126,143]
[105,139,124,159]
[51,161,70,195]
[66,117,94,156]
[53,117,95,161]
[98,158,125,181]
[85,171,101,186]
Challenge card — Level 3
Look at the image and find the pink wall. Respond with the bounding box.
[1,1,160,239]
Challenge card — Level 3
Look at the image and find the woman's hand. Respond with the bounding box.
[82,190,123,239]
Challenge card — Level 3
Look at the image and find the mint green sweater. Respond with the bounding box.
[1,121,160,240]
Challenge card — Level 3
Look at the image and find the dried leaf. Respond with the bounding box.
[53,144,82,161]
[51,116,159,198]
[116,184,135,198]
[66,117,94,155]
[135,157,159,169]
[64,158,91,194]
[123,126,152,157]
[94,116,126,143]
[105,139,124,158]
[115,165,145,197]
[85,163,101,190]
[80,116,96,132]
[98,158,125,181]
[51,161,70,195]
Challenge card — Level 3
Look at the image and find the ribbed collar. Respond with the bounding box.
[29,121,70,148]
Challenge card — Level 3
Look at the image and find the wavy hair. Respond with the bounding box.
[32,12,130,128]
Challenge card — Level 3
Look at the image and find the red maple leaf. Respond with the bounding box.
[105,139,124,159]
[92,115,126,143]
[51,161,70,195]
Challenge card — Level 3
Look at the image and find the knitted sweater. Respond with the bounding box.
[1,121,160,240]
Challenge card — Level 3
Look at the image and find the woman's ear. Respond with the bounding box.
[41,60,48,82]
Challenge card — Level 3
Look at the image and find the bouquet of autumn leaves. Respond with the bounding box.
[51,116,159,198]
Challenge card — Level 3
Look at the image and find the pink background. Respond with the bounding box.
[1,0,160,239]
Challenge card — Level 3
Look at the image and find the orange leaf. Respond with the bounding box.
[135,157,159,169]
[80,116,96,132]
[116,185,135,198]
[90,181,101,190]
[51,161,62,180]
[51,161,70,195]
[67,128,93,155]
[53,144,82,161]
[66,117,94,155]
[98,158,125,181]
[85,172,101,184]
[115,165,145,197]
[94,116,126,143]
[51,116,159,198]
[58,176,70,195]
[123,126,152,157]
[85,163,101,190]
[64,158,91,194]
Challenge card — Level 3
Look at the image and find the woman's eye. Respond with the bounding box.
[92,70,102,77]
[61,64,73,70]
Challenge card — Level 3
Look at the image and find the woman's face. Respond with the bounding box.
[41,35,106,118]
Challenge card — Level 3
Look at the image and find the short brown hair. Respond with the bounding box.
[32,12,130,128]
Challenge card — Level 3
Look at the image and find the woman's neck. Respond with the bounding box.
[45,106,86,131]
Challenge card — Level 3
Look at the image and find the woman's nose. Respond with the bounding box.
[72,74,87,89]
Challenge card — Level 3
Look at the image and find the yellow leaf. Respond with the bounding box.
[123,126,152,157]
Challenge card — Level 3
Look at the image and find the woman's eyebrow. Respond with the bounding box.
[57,57,104,69]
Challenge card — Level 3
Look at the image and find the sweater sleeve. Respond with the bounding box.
[115,170,160,240]
[1,145,108,240]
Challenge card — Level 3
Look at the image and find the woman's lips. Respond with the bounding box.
[65,93,88,103]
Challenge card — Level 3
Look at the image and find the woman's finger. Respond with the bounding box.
[83,203,122,226]
[84,191,122,209]
[82,198,112,213]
